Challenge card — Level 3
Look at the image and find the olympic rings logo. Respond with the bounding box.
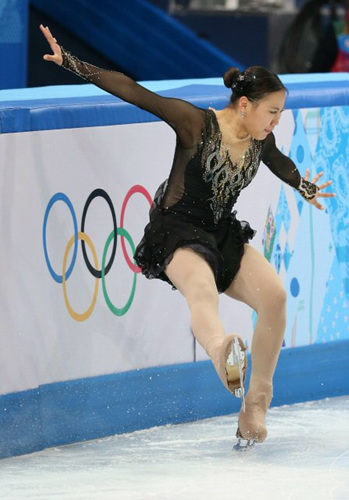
[43,186,153,321]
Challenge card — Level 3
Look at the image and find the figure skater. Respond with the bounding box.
[40,25,335,446]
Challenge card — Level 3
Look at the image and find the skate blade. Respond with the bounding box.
[233,438,256,452]
[226,338,246,411]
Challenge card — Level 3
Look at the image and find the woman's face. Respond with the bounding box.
[243,90,286,140]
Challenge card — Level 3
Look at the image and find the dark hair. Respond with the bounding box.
[223,66,287,104]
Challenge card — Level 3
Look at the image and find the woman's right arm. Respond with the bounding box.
[262,132,335,210]
[40,25,203,149]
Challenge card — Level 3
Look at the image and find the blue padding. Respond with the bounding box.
[1,340,348,459]
[0,0,29,90]
[1,74,349,134]
[0,389,42,458]
[0,79,221,102]
[282,73,349,83]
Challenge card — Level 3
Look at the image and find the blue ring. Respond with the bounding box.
[43,193,78,283]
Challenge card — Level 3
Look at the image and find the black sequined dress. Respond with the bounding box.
[136,108,262,292]
[60,53,305,292]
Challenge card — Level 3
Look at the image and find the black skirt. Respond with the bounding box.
[134,201,255,294]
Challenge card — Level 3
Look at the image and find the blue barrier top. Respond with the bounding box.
[1,74,349,134]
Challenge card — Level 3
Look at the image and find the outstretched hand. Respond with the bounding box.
[40,25,63,66]
[305,168,336,210]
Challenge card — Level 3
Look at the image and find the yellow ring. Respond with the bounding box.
[63,232,99,322]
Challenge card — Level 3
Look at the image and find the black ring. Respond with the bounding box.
[81,189,117,278]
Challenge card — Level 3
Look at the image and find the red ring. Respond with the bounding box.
[120,185,153,273]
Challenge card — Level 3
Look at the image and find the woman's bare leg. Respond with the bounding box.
[225,244,287,442]
[165,247,246,392]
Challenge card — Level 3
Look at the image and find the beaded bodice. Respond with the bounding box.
[202,111,263,223]
[155,109,265,227]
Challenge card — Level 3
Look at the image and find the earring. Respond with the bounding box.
[241,112,246,118]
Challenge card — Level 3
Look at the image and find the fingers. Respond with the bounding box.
[43,54,56,62]
[318,180,333,190]
[304,167,323,183]
[40,24,51,40]
[305,168,329,186]
[40,24,63,65]
[309,196,326,210]
[47,27,58,43]
[304,168,337,210]
[40,24,58,45]
[310,199,324,210]
[317,192,337,198]
[310,189,337,210]
[311,171,324,184]
[306,168,337,193]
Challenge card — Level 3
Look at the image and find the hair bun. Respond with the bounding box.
[223,67,241,88]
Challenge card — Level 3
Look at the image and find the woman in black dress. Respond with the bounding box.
[40,25,335,446]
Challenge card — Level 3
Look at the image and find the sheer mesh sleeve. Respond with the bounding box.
[61,47,203,149]
[262,132,318,200]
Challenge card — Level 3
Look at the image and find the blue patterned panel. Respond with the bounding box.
[317,256,349,343]
[315,107,349,299]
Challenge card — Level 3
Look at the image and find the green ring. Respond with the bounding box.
[102,227,137,316]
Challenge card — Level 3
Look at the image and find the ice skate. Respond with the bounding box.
[213,335,247,403]
[233,427,256,451]
[234,381,273,450]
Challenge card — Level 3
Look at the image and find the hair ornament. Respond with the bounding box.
[231,73,257,92]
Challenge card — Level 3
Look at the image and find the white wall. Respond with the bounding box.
[0,108,345,395]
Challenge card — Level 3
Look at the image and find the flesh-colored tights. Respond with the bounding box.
[166,244,287,441]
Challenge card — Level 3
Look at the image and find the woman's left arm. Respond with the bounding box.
[262,132,336,210]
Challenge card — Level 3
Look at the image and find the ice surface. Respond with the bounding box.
[0,396,348,500]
